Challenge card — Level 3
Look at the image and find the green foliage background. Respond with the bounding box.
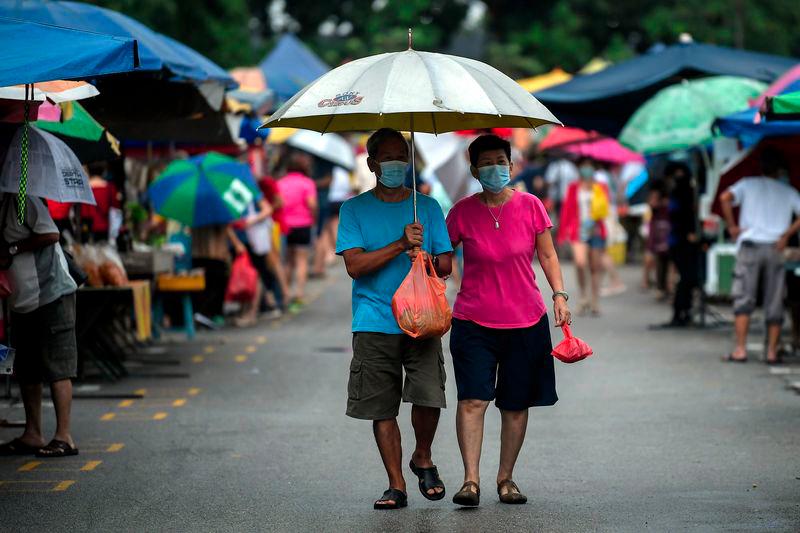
[85,0,800,78]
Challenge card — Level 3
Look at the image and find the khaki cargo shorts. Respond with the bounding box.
[346,332,446,420]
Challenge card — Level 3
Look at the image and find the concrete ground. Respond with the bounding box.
[1,264,799,532]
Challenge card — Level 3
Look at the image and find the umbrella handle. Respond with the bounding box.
[411,129,417,223]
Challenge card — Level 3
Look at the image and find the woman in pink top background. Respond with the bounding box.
[277,150,318,310]
[446,135,571,508]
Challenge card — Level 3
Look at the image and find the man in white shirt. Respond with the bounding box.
[720,148,800,364]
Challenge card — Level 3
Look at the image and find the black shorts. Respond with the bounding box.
[11,293,78,384]
[449,315,557,411]
[286,226,312,247]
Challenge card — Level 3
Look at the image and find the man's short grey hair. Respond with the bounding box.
[366,128,409,159]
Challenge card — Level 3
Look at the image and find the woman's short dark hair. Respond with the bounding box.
[285,149,311,175]
[366,128,408,159]
[468,135,510,167]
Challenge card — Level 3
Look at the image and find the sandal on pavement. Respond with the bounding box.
[409,460,446,501]
[0,438,42,456]
[452,481,480,507]
[36,439,78,458]
[721,354,748,363]
[374,488,408,510]
[497,479,527,505]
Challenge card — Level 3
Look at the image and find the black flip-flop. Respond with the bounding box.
[35,439,78,458]
[409,460,446,501]
[721,354,748,363]
[374,488,408,510]
[0,438,41,456]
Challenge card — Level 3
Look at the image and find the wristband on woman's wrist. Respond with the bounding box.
[552,291,569,302]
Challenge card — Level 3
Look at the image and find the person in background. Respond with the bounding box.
[557,157,609,316]
[192,224,241,325]
[337,128,453,510]
[644,180,671,300]
[719,148,800,363]
[80,162,122,243]
[447,135,569,507]
[544,156,579,217]
[657,162,699,329]
[277,151,318,312]
[312,166,353,278]
[258,174,290,312]
[0,194,79,458]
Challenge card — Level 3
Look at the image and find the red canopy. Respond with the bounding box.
[538,127,602,151]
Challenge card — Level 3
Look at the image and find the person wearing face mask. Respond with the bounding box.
[445,135,570,507]
[556,157,610,315]
[336,128,453,510]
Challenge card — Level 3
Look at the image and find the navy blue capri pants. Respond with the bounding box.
[450,315,558,411]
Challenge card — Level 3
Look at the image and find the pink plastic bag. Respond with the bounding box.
[551,324,593,363]
[391,253,452,339]
[225,253,258,303]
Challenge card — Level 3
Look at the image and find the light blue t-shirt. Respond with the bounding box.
[336,190,453,334]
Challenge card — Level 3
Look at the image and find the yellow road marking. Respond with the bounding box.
[192,355,204,363]
[134,388,147,396]
[204,346,215,354]
[188,387,201,396]
[245,346,257,353]
[53,480,75,492]
[106,443,124,453]
[18,461,41,472]
[152,412,169,421]
[256,336,267,345]
[100,413,116,421]
[235,355,248,363]
[172,398,187,407]
[118,399,135,408]
[80,461,102,472]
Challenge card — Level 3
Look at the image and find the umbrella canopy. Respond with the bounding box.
[0,80,99,104]
[561,138,644,165]
[619,76,766,154]
[148,152,261,228]
[714,77,800,145]
[263,48,560,133]
[0,15,139,87]
[0,126,95,204]
[539,127,601,151]
[535,41,796,136]
[260,34,329,103]
[767,91,800,120]
[751,63,800,109]
[0,2,232,87]
[286,129,355,170]
[517,68,571,93]
[36,102,120,163]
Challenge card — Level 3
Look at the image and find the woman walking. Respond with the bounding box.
[557,157,610,315]
[446,135,571,507]
[277,151,318,312]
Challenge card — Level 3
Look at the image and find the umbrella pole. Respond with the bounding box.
[411,129,417,222]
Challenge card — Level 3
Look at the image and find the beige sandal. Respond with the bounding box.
[497,479,527,504]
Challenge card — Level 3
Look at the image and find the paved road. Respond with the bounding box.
[1,265,799,532]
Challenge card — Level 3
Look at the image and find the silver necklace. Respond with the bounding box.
[486,200,505,229]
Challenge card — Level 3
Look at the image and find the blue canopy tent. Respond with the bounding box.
[714,79,800,146]
[0,16,139,86]
[259,34,329,104]
[0,1,233,87]
[0,1,240,142]
[535,42,796,137]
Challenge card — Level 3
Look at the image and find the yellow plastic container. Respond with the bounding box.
[608,242,626,265]
[157,272,205,292]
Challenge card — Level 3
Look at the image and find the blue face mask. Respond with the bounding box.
[478,165,510,193]
[378,160,407,188]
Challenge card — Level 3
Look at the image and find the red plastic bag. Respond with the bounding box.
[225,253,258,303]
[551,324,593,363]
[391,253,452,339]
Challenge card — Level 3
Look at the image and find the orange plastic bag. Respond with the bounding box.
[551,324,593,363]
[392,253,452,339]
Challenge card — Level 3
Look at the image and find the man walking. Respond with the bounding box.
[720,148,800,364]
[337,128,453,509]
[0,194,79,457]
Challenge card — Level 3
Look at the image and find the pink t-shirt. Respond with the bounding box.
[277,172,317,229]
[446,191,552,329]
